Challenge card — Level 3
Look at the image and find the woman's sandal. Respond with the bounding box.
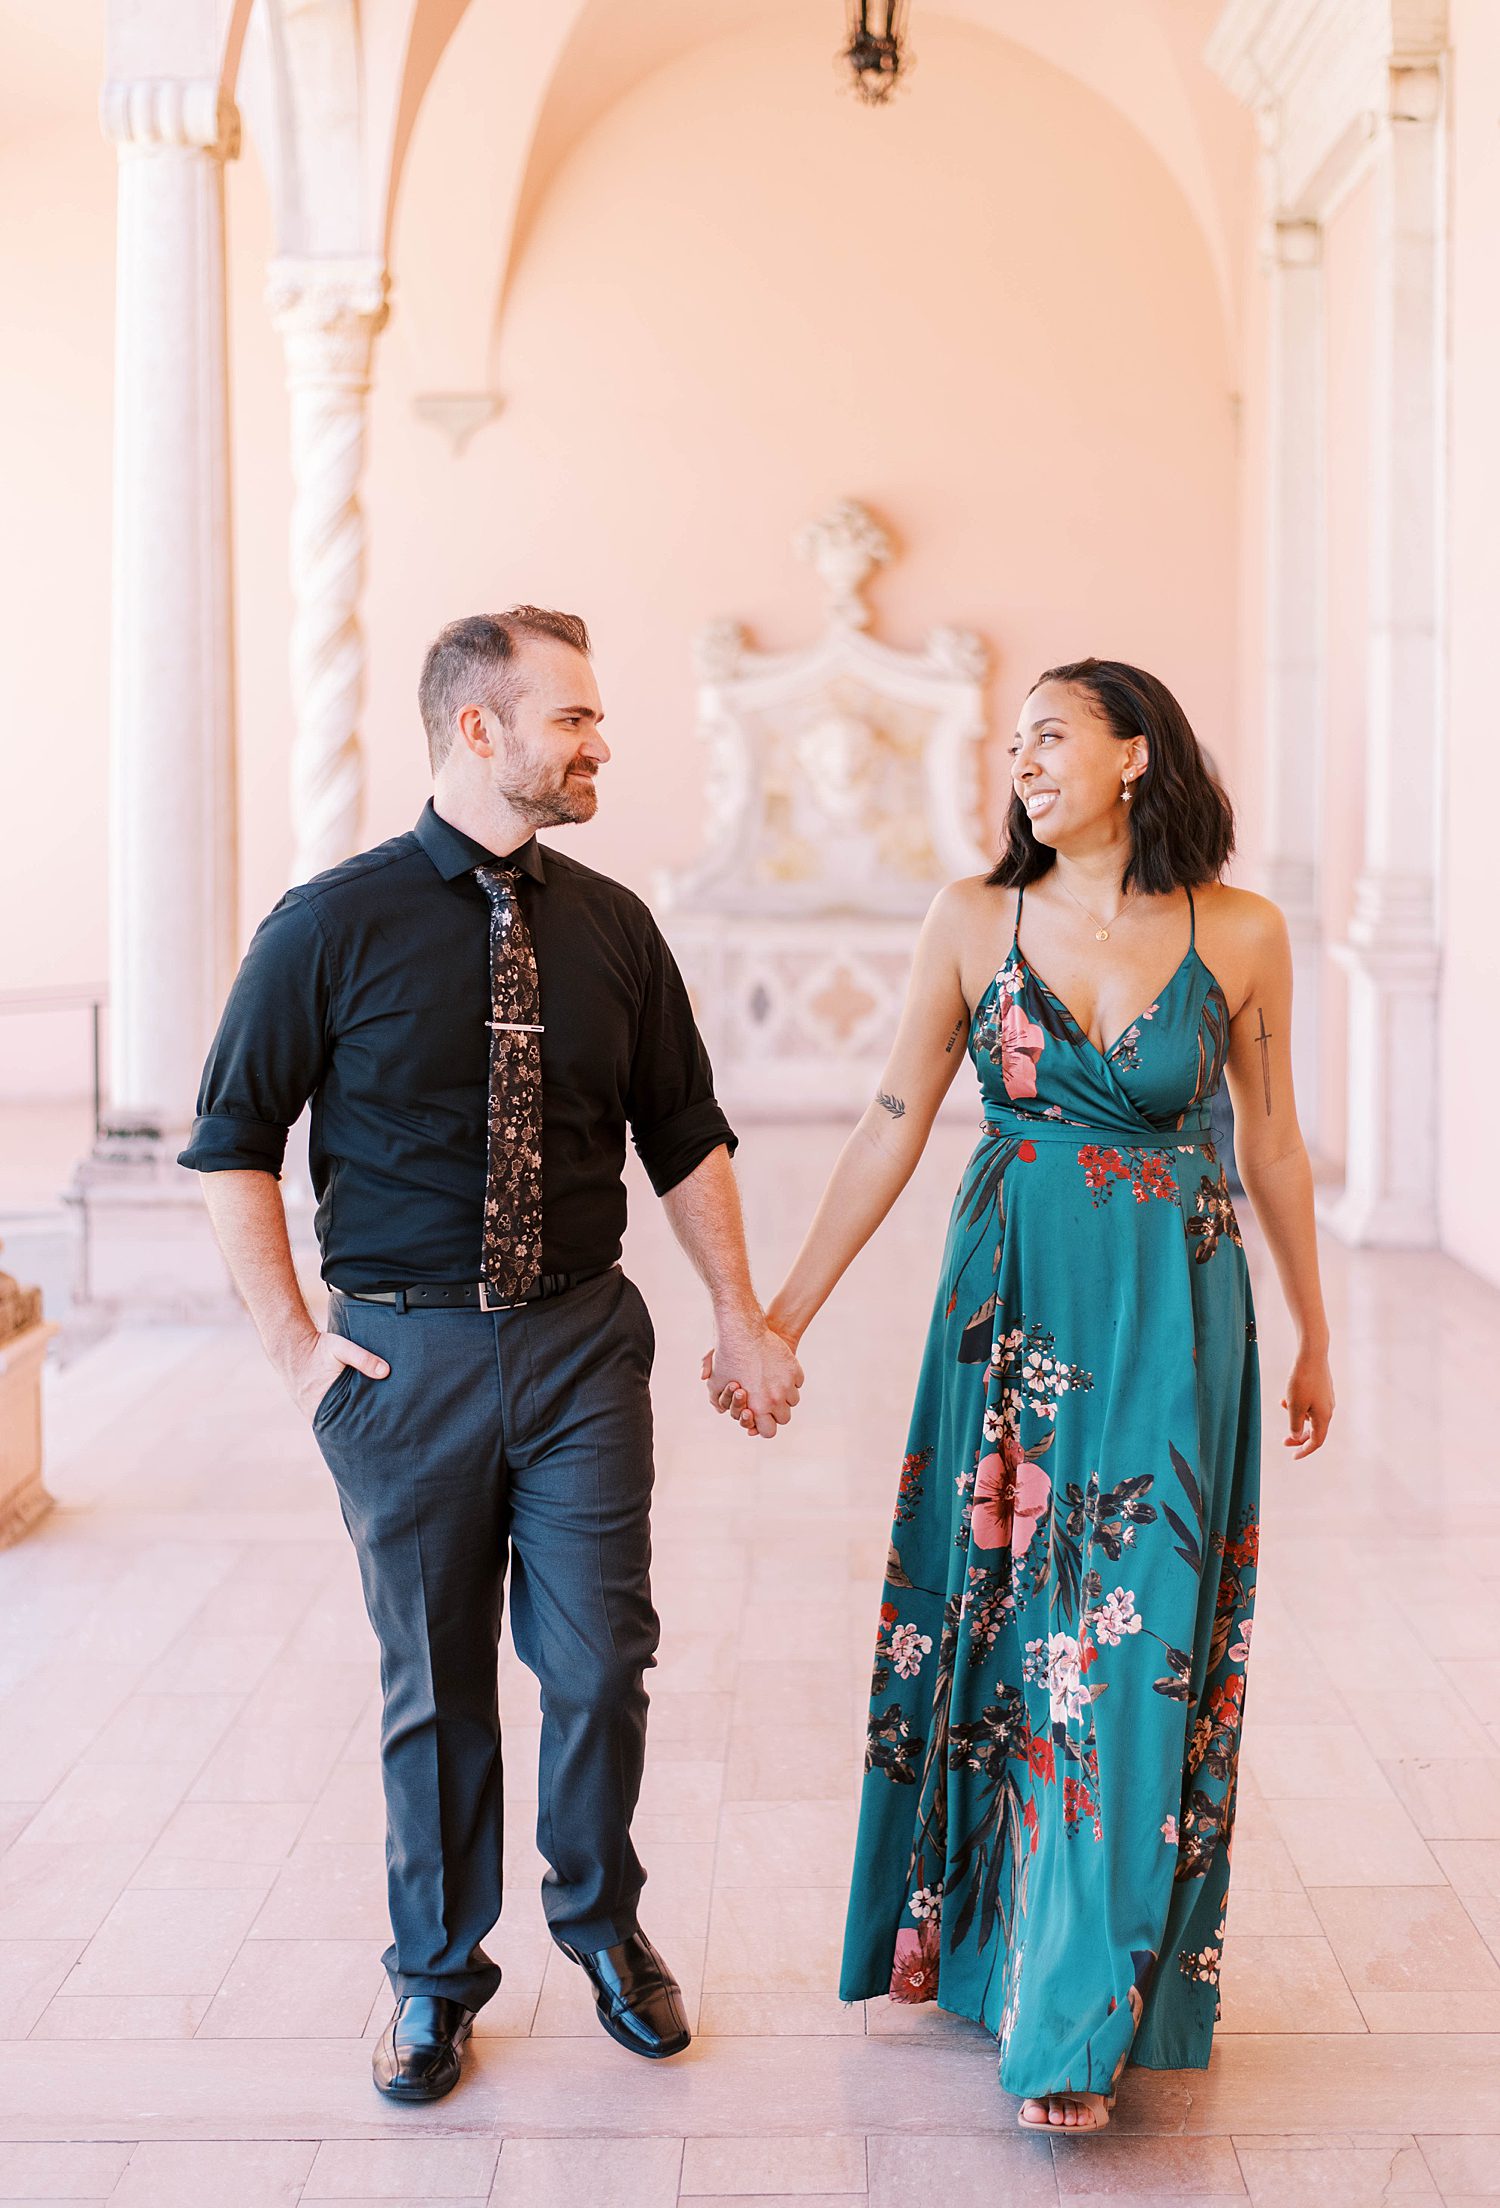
[1016,2090,1116,2133]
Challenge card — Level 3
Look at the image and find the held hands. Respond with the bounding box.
[700,1308,803,1439]
[284,1327,390,1424]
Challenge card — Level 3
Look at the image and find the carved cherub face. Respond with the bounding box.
[798,712,874,824]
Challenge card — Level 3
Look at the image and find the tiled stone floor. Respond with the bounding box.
[1,1122,1499,2205]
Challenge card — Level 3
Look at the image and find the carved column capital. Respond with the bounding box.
[100,79,240,160]
[268,259,391,390]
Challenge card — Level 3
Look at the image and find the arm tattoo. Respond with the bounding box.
[878,1089,907,1120]
[1253,1008,1273,1115]
[944,1015,967,1055]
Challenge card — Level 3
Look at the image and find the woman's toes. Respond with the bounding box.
[1022,2089,1109,2131]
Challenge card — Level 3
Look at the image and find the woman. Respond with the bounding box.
[714,659,1333,2131]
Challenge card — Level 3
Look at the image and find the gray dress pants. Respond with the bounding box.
[312,1264,659,2011]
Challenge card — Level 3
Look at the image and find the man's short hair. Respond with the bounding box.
[418,608,591,770]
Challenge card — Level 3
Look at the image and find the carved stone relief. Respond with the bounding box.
[657,503,991,1117]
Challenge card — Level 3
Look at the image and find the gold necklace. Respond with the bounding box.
[1057,875,1137,943]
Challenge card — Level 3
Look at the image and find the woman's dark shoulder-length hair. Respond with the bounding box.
[988,657,1235,896]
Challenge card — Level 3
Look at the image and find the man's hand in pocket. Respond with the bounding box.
[285,1329,390,1424]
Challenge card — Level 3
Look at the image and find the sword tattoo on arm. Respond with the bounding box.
[1254,1009,1273,1115]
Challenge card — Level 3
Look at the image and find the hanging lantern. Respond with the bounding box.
[841,0,912,106]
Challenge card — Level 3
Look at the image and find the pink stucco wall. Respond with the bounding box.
[0,119,115,1099]
[358,18,1243,927]
[5,7,1491,1292]
[0,14,1244,1110]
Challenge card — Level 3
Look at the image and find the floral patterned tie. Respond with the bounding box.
[473,863,544,1301]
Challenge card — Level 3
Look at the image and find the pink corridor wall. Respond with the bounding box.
[4,20,1239,1121]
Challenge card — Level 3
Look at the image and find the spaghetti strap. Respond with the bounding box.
[1186,883,1196,951]
[1013,884,1025,949]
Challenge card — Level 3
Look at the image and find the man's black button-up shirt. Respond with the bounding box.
[178,802,736,1291]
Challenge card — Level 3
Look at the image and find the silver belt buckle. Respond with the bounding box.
[477,1280,515,1313]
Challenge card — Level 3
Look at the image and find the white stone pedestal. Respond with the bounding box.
[67,1133,320,1326]
[0,1320,60,1549]
[67,1137,243,1323]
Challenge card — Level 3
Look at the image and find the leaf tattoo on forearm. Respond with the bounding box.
[878,1090,907,1120]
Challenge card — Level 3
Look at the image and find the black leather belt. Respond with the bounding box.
[344,1268,607,1314]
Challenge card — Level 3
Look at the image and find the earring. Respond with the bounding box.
[1121,772,1133,804]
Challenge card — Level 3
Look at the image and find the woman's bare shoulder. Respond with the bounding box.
[1194,882,1290,1016]
[942,869,1005,904]
[929,871,1012,929]
[1195,880,1287,945]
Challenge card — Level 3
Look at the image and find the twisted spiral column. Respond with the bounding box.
[268,260,390,883]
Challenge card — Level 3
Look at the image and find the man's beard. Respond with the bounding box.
[499,739,599,827]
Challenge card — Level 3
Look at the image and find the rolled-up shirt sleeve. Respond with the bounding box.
[177,891,333,1177]
[626,919,737,1197]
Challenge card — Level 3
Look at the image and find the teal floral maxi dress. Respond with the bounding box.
[840,884,1261,2097]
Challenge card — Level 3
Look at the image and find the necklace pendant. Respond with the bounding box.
[1095,927,1110,942]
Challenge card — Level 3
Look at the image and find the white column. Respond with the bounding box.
[1329,62,1446,1247]
[1261,217,1324,1139]
[268,260,389,883]
[99,78,241,1138]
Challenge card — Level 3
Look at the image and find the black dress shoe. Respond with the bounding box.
[372,1995,475,2102]
[559,1931,691,2058]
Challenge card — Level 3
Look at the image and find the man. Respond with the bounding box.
[181,609,801,2102]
